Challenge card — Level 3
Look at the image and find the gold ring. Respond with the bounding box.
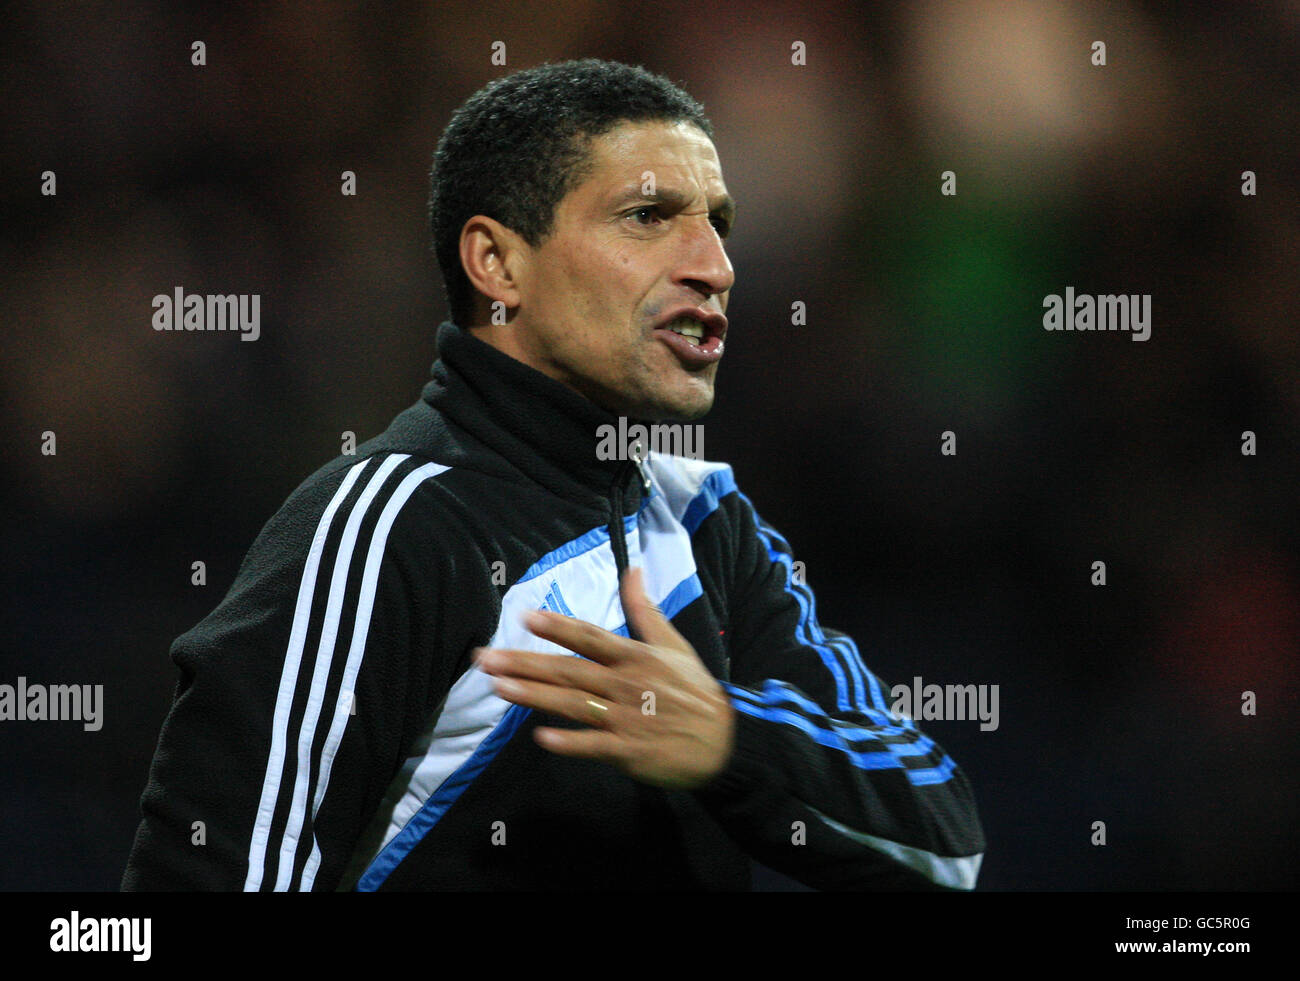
[585,698,609,719]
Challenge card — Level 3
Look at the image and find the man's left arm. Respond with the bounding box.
[690,489,986,891]
[475,487,986,891]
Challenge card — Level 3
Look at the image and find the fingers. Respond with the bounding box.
[511,569,684,661]
[489,675,624,731]
[533,725,620,763]
[521,609,639,665]
[474,646,620,702]
[620,567,687,650]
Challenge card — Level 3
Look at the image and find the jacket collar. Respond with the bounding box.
[421,321,646,508]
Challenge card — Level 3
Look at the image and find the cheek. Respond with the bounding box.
[563,251,632,322]
[553,249,600,315]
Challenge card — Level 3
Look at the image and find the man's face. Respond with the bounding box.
[508,120,735,422]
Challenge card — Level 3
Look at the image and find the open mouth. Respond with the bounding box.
[663,315,707,346]
[652,311,727,365]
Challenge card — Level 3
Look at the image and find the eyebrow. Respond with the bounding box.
[611,184,737,230]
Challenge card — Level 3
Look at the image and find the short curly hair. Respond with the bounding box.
[429,59,714,326]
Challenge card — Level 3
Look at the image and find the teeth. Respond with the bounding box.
[665,317,704,341]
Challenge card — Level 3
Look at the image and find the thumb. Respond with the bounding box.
[621,567,686,649]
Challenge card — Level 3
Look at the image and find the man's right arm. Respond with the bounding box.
[122,453,460,891]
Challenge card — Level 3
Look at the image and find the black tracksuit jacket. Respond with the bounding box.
[122,321,986,891]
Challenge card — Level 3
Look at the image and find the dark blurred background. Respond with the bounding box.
[2,0,1297,890]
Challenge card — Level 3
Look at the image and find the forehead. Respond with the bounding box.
[571,120,727,204]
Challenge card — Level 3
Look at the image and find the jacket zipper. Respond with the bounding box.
[608,441,652,578]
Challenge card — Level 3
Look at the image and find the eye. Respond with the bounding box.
[628,205,662,226]
[710,216,731,238]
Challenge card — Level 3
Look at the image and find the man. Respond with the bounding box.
[123,59,985,891]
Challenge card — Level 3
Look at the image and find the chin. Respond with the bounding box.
[597,374,715,423]
[650,391,714,423]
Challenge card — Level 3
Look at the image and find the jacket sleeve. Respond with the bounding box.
[692,486,987,891]
[122,454,463,891]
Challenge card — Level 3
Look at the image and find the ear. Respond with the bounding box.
[459,215,527,324]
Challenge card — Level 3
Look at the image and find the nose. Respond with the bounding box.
[675,215,734,300]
